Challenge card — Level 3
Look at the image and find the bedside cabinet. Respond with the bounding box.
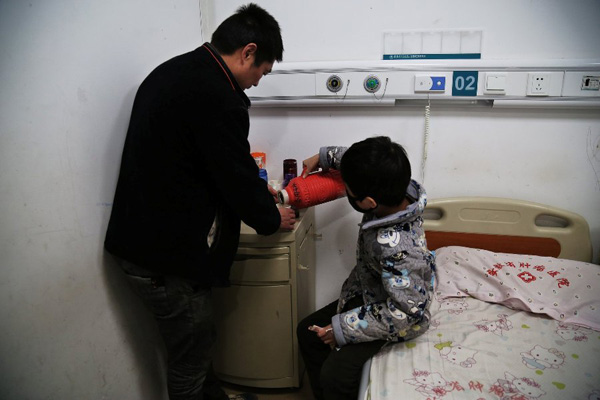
[212,207,316,388]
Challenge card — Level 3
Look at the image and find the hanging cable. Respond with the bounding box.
[421,95,431,184]
[372,78,389,101]
[334,80,351,103]
[199,3,203,42]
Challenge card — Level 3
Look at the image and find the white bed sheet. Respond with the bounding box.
[366,294,600,400]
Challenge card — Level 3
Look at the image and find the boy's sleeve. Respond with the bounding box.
[333,246,431,345]
[319,146,347,170]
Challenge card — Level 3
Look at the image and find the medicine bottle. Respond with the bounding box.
[282,159,297,188]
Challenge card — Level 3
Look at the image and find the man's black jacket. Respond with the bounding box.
[105,43,280,286]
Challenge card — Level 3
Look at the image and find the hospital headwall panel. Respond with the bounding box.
[246,60,600,109]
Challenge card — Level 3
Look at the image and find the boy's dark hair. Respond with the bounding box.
[211,3,283,66]
[340,136,412,207]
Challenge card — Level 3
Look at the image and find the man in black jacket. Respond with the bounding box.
[105,4,293,399]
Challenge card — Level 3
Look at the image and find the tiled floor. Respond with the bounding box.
[223,373,313,400]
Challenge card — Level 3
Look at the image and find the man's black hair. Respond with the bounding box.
[340,136,412,207]
[211,3,283,66]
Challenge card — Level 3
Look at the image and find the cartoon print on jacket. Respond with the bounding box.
[473,314,513,336]
[407,299,427,317]
[520,345,566,371]
[345,311,368,330]
[382,251,411,288]
[377,227,401,247]
[386,297,407,321]
[490,372,545,399]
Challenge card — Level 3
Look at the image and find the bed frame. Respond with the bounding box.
[422,197,592,262]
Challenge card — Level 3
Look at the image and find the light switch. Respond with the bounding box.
[485,73,506,94]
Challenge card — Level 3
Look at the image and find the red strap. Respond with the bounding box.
[202,44,236,91]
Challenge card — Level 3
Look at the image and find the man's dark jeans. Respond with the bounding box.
[120,260,228,400]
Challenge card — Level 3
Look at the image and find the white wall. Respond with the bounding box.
[208,0,600,62]
[248,106,600,307]
[208,0,600,306]
[0,1,202,398]
[0,1,598,399]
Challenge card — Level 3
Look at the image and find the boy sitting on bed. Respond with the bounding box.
[297,136,435,400]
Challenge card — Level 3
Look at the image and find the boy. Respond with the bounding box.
[297,136,435,400]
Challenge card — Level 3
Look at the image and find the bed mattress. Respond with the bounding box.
[366,293,600,400]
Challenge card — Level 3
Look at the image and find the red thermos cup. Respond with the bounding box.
[278,169,346,209]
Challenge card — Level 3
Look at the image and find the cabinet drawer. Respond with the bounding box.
[230,247,290,283]
[212,284,293,380]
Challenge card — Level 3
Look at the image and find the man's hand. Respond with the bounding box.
[278,206,296,230]
[268,184,280,203]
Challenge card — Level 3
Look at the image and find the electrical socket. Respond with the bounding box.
[581,75,600,91]
[527,73,551,96]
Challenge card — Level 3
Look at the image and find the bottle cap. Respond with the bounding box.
[278,189,289,204]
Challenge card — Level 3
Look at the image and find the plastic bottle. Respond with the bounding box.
[258,168,268,182]
[251,152,266,169]
[278,169,346,209]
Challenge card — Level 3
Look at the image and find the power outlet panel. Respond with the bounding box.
[581,75,600,91]
[527,73,551,96]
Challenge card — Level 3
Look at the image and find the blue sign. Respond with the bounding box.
[452,71,478,96]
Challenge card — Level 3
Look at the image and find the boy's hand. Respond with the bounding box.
[308,324,337,348]
[301,154,320,177]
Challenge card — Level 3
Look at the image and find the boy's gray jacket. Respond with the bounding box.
[320,146,435,346]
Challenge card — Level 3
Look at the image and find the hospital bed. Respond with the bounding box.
[359,197,599,400]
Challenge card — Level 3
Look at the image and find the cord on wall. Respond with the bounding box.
[372,78,389,101]
[199,0,214,44]
[335,80,351,103]
[421,95,431,184]
[198,2,203,42]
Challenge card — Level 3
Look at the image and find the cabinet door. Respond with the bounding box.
[212,284,293,380]
[297,225,316,321]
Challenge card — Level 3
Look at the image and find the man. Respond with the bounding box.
[105,4,294,399]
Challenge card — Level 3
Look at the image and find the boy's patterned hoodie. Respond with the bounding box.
[319,146,436,346]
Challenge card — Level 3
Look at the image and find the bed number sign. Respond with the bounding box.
[452,71,478,96]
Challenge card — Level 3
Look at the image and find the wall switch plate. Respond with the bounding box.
[484,73,506,94]
[527,73,551,96]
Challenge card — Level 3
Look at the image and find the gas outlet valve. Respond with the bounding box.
[363,75,381,93]
[326,75,344,93]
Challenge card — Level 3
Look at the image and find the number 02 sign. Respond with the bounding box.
[452,71,478,96]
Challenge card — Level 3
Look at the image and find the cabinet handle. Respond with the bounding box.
[298,264,310,271]
[312,233,323,241]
